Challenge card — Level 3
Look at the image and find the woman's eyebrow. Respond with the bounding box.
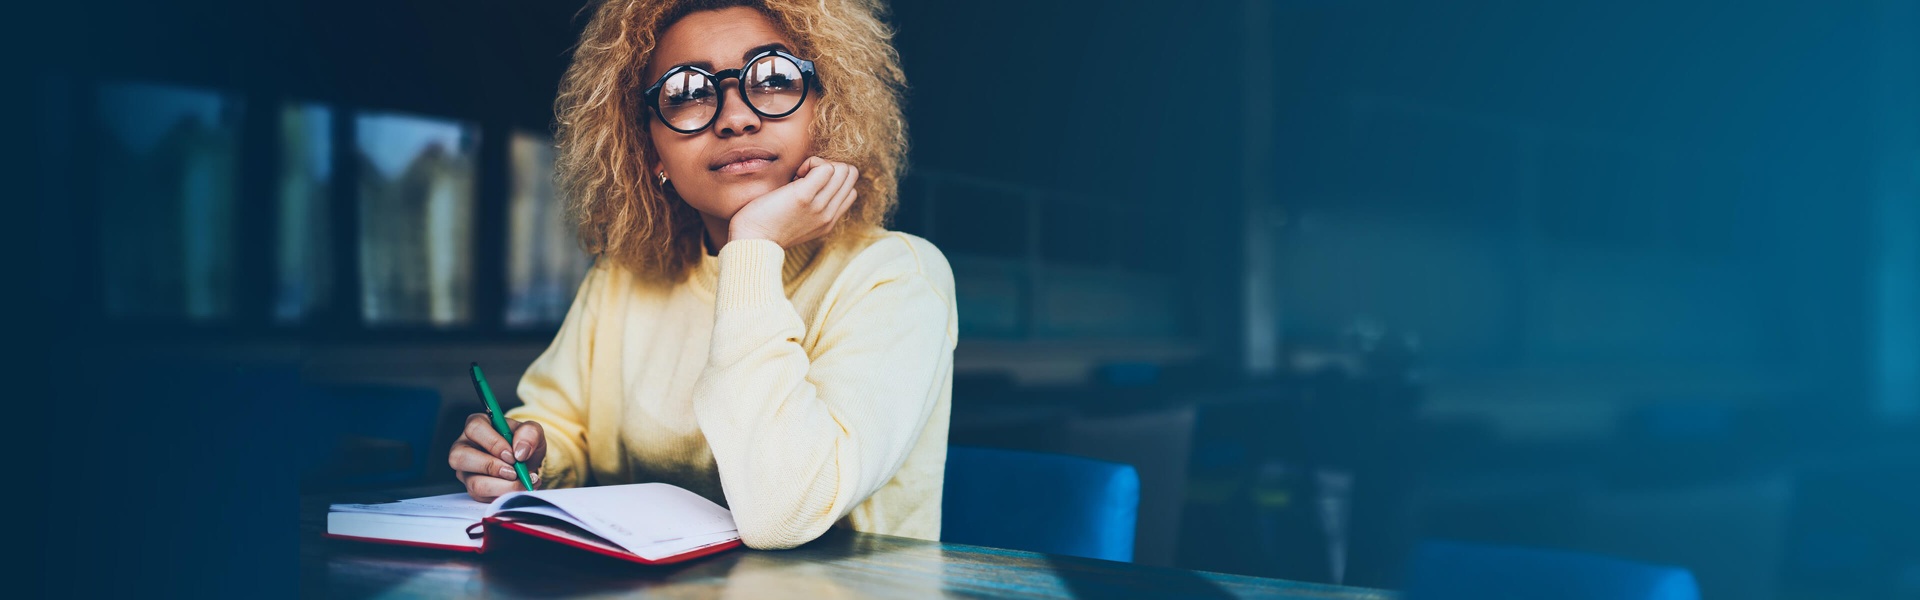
[661,43,790,74]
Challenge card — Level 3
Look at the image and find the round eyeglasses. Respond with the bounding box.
[643,49,818,134]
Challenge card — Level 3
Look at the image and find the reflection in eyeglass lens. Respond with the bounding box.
[745,56,804,115]
[656,55,806,131]
[661,71,717,130]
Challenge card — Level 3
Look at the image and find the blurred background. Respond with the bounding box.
[29,0,1919,598]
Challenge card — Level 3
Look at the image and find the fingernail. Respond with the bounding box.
[530,472,541,487]
[498,466,514,479]
[515,445,530,461]
[502,451,516,463]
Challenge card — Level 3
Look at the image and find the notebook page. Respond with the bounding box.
[502,517,740,561]
[627,530,741,559]
[399,493,493,513]
[330,492,490,521]
[499,518,630,555]
[489,483,737,555]
[483,502,594,532]
[491,504,732,544]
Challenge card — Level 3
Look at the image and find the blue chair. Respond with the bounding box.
[942,446,1140,562]
[1404,540,1701,600]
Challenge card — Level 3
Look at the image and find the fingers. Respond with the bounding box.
[794,156,826,179]
[814,162,853,209]
[811,163,857,233]
[462,414,517,465]
[511,421,546,466]
[791,158,836,197]
[453,436,540,501]
[463,473,526,503]
[827,166,859,219]
[786,157,836,196]
[450,441,516,481]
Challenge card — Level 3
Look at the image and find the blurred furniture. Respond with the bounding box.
[1058,403,1195,566]
[1413,390,1815,599]
[302,484,1395,600]
[1779,448,1920,599]
[948,370,1197,566]
[300,384,442,489]
[1403,540,1700,600]
[1178,330,1423,587]
[942,446,1141,562]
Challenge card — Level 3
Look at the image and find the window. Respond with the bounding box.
[505,131,591,328]
[355,111,479,327]
[95,82,241,322]
[275,102,333,324]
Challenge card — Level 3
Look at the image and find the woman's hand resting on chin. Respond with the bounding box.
[726,157,859,249]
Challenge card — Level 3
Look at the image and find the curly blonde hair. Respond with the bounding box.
[553,0,908,283]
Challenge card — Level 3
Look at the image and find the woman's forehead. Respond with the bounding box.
[651,7,795,79]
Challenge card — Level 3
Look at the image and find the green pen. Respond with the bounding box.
[470,362,536,491]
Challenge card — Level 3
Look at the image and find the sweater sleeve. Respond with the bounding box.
[692,239,955,549]
[504,264,604,490]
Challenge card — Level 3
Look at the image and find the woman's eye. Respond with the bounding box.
[753,75,797,90]
[665,88,715,105]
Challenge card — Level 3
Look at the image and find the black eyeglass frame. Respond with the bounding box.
[643,49,819,134]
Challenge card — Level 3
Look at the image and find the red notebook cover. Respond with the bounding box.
[324,517,743,565]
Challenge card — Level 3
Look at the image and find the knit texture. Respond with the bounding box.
[507,228,957,549]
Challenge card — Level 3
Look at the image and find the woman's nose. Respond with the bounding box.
[713,86,761,137]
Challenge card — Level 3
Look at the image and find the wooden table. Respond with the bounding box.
[302,485,1395,599]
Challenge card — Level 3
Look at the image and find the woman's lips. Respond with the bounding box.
[715,158,772,174]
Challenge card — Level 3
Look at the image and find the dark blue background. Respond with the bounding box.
[28,0,1920,597]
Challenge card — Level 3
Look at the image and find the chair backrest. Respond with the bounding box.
[1404,540,1701,600]
[942,446,1140,562]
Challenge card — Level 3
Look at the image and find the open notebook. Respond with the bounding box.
[326,483,742,564]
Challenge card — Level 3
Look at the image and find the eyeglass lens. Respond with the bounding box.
[657,54,806,132]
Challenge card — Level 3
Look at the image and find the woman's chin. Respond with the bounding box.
[680,174,792,218]
[716,183,783,210]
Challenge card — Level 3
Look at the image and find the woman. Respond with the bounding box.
[447,0,955,550]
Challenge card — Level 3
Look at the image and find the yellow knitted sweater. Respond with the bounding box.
[507,229,956,549]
